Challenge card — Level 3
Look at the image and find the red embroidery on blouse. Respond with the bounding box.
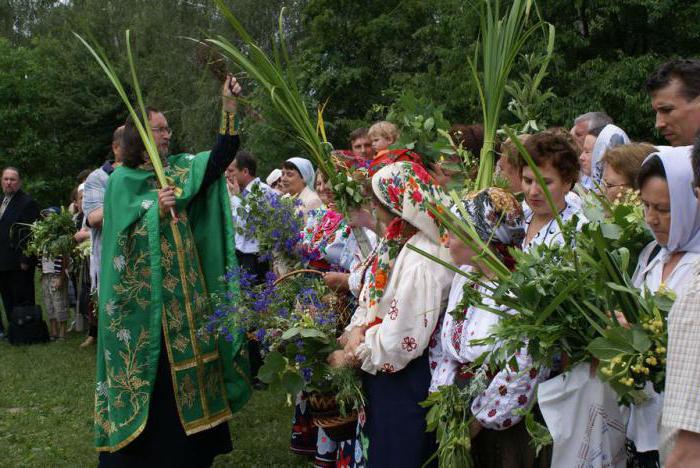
[388,299,399,320]
[401,336,418,352]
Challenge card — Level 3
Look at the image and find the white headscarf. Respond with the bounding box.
[265,168,282,187]
[591,124,630,186]
[285,157,315,189]
[645,146,700,254]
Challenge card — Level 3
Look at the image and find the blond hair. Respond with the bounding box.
[368,121,399,143]
[602,143,657,189]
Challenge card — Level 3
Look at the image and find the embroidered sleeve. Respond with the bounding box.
[356,264,445,374]
[470,347,541,430]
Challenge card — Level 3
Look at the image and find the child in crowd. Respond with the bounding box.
[40,207,70,340]
[368,121,399,158]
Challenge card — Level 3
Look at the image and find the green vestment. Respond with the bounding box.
[94,151,251,452]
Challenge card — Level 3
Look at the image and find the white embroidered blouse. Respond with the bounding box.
[428,265,543,430]
[347,232,454,375]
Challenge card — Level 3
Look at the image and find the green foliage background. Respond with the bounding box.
[1,0,699,207]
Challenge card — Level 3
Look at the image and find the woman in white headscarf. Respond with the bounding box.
[588,124,630,190]
[281,157,322,216]
[626,146,700,467]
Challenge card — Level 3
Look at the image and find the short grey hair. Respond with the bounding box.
[573,112,613,131]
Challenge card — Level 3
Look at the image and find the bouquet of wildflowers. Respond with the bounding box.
[208,267,359,398]
[234,183,304,267]
[206,267,278,342]
[255,272,352,396]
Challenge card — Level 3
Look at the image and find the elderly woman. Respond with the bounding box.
[329,161,454,467]
[429,188,550,467]
[601,143,656,202]
[281,157,322,216]
[625,146,700,468]
[580,124,630,191]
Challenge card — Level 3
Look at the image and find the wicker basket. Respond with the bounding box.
[307,392,358,442]
[273,269,354,332]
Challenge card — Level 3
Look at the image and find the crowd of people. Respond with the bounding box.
[2,58,700,467]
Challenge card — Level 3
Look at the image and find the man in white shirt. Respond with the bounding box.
[226,150,273,282]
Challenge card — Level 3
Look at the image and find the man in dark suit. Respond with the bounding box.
[0,167,40,338]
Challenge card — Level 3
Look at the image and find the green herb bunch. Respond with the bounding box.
[588,282,672,405]
[420,368,490,468]
[463,190,670,405]
[386,91,452,166]
[23,207,76,261]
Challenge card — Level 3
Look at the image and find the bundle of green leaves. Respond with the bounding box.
[22,207,76,260]
[421,368,490,468]
[588,280,671,405]
[386,91,452,165]
[465,191,669,406]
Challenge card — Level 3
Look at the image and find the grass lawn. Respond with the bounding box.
[0,317,309,467]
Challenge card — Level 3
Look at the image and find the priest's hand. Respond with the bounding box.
[158,186,176,218]
[222,74,241,113]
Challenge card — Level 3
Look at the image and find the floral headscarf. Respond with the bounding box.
[453,187,525,270]
[364,162,449,318]
[369,148,424,176]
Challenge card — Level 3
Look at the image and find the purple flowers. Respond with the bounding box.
[235,185,303,264]
[302,367,313,382]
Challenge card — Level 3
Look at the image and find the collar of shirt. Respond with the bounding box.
[240,177,260,197]
[101,160,115,175]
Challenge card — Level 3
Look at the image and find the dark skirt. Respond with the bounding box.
[471,420,551,468]
[361,351,437,468]
[98,346,232,468]
[626,439,660,468]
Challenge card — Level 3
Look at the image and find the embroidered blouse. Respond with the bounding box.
[348,232,453,375]
[428,265,542,430]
